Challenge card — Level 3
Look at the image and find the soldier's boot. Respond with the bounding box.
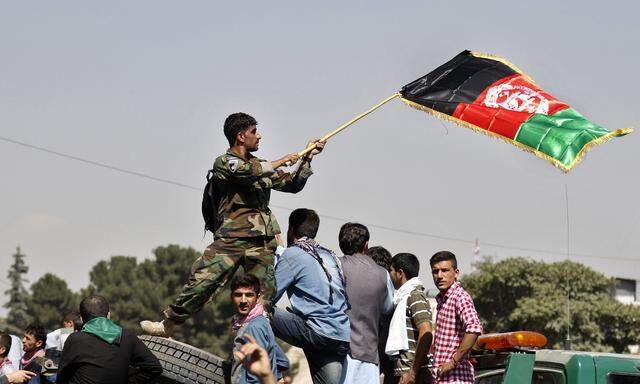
[139,318,177,337]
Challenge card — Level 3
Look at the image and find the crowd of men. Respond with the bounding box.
[229,210,483,384]
[1,112,484,384]
[0,296,162,384]
[137,112,484,384]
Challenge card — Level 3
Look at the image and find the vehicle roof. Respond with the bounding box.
[535,349,640,365]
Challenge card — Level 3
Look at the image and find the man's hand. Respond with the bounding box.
[399,369,416,384]
[6,371,36,384]
[437,360,456,376]
[272,153,300,169]
[233,334,276,384]
[305,139,325,160]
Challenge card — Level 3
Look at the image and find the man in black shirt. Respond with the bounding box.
[57,295,162,384]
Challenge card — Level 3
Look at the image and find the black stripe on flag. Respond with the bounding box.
[400,50,517,116]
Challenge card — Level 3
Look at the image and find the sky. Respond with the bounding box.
[1,1,639,313]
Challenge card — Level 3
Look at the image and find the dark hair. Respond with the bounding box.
[224,112,258,146]
[73,314,84,331]
[287,208,320,246]
[430,250,458,269]
[338,223,370,255]
[24,324,47,347]
[230,274,261,294]
[63,311,78,324]
[366,246,392,271]
[79,295,110,322]
[0,334,11,357]
[391,253,420,279]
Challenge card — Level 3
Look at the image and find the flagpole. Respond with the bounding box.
[296,93,400,158]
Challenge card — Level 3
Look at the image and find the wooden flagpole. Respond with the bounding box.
[296,93,400,158]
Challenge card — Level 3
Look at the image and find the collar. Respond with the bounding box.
[436,281,461,303]
[226,149,259,162]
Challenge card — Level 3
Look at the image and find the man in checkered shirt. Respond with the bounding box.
[430,251,482,383]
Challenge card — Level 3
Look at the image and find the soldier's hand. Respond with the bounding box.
[273,153,300,169]
[306,139,325,159]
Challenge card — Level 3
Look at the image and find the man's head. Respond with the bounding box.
[230,274,261,316]
[224,112,260,150]
[0,334,11,358]
[63,312,77,329]
[366,246,392,271]
[79,295,110,323]
[338,222,370,255]
[286,208,319,246]
[430,251,459,293]
[22,324,46,353]
[390,253,420,289]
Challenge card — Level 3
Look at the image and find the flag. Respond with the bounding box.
[399,50,632,172]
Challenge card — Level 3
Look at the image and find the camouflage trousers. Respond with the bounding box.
[164,236,277,324]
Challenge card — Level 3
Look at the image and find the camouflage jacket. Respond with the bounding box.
[211,149,313,238]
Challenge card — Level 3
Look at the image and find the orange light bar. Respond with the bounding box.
[474,331,547,351]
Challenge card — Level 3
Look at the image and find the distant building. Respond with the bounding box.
[611,278,639,305]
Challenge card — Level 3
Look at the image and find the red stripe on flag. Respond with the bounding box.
[452,74,570,140]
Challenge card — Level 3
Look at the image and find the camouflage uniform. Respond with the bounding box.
[165,149,313,323]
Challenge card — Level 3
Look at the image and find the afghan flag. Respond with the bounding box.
[399,50,632,172]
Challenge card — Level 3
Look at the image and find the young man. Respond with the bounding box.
[387,253,433,384]
[365,246,395,383]
[338,223,394,384]
[57,295,162,384]
[430,251,482,384]
[270,208,350,384]
[46,312,76,351]
[0,334,16,376]
[20,325,46,384]
[229,274,289,384]
[141,112,325,336]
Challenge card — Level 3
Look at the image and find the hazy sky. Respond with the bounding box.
[1,1,639,313]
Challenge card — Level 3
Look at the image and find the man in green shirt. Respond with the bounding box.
[141,112,324,336]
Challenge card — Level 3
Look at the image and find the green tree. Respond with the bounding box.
[26,273,79,330]
[83,245,233,357]
[4,246,32,333]
[462,257,640,353]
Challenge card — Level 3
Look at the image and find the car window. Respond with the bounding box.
[532,370,565,384]
[609,373,640,384]
[476,373,503,384]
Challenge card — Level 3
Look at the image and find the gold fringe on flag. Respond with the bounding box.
[399,96,633,172]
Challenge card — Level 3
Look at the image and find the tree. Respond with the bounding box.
[83,245,233,357]
[26,273,78,330]
[4,246,32,333]
[462,257,640,352]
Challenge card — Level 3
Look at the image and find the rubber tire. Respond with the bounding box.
[139,335,227,384]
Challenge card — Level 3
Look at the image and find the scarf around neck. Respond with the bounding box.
[82,317,122,344]
[20,348,44,368]
[232,303,265,332]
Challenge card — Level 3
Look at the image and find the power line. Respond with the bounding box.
[1,135,637,263]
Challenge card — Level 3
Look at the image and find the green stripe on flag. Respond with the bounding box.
[514,108,610,168]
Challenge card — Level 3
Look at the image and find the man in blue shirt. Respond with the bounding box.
[230,274,289,384]
[270,208,350,384]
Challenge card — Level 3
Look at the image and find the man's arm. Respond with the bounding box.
[57,334,80,384]
[213,154,299,187]
[270,140,324,193]
[271,251,297,306]
[128,332,163,384]
[438,292,483,377]
[400,291,433,384]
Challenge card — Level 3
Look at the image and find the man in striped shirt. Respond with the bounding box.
[430,251,482,384]
[387,253,433,384]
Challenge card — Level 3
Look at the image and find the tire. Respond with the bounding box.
[139,335,228,384]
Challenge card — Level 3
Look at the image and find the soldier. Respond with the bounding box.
[140,112,324,336]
